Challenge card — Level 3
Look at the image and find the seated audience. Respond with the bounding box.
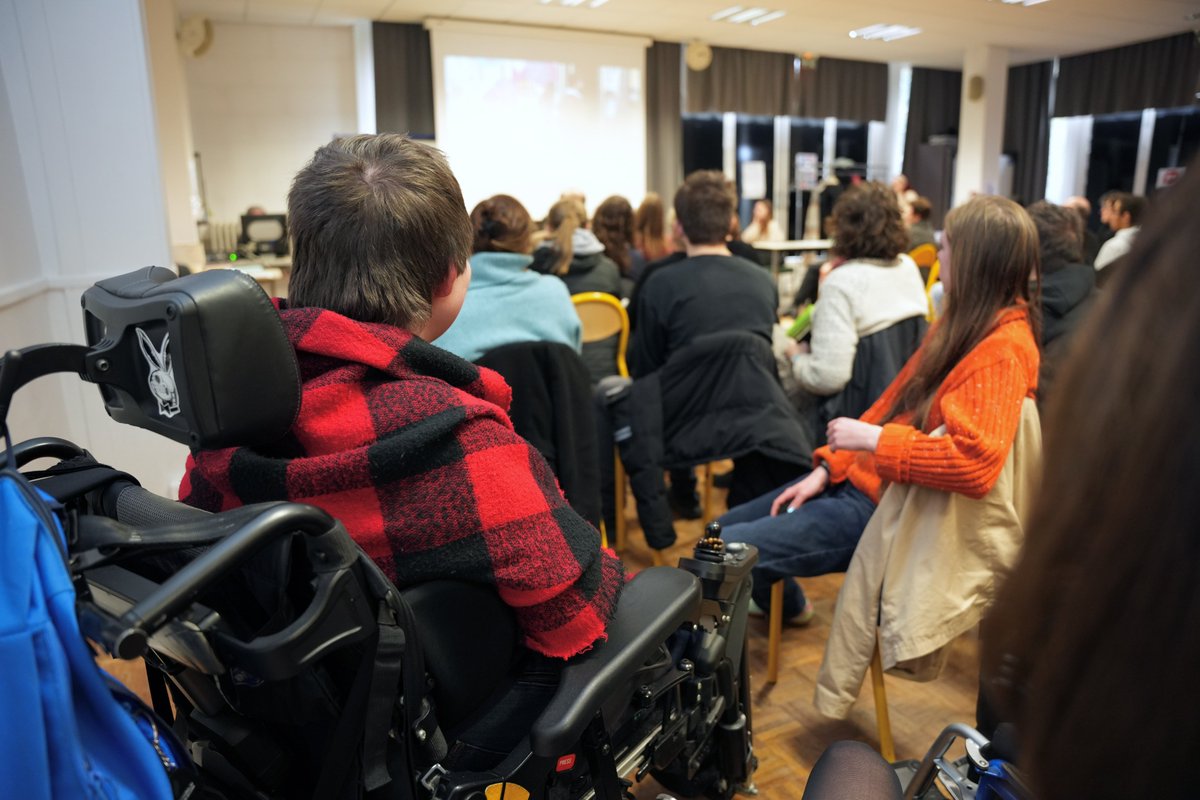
[633,192,676,273]
[741,199,785,244]
[784,182,927,404]
[434,194,582,362]
[592,195,642,287]
[530,198,623,299]
[720,195,1040,626]
[1094,191,1144,275]
[1026,201,1095,404]
[804,158,1200,800]
[181,135,621,663]
[905,196,937,250]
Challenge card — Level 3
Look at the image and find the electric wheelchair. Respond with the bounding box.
[0,267,761,800]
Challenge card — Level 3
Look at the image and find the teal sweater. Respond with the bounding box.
[434,251,582,363]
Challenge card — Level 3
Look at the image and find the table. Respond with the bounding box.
[199,263,286,296]
[752,239,833,280]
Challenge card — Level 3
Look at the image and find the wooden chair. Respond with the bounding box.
[766,579,895,761]
[571,292,629,552]
[909,244,941,322]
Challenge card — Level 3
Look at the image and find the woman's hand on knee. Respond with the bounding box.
[826,418,883,453]
[770,468,829,516]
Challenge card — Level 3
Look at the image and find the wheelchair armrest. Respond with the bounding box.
[529,567,701,757]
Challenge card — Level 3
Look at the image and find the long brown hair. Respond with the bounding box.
[984,165,1199,799]
[544,198,587,276]
[885,195,1041,428]
[634,193,673,262]
[592,195,635,275]
[471,194,533,254]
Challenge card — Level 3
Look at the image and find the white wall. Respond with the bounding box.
[144,0,204,270]
[0,0,188,496]
[185,22,358,222]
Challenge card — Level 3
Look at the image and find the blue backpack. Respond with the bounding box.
[0,467,180,799]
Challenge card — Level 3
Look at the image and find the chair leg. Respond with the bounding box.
[870,638,896,762]
[701,462,715,526]
[650,549,666,567]
[766,580,784,684]
[599,521,609,550]
[613,446,627,552]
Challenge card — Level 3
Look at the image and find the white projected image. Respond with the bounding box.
[439,54,644,217]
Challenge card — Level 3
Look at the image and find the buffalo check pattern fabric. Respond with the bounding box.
[181,302,623,658]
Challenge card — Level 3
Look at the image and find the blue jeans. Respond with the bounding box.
[717,476,875,619]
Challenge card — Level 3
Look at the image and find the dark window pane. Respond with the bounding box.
[734,115,775,231]
[1084,112,1142,230]
[683,114,723,175]
[788,119,825,239]
[1147,107,1200,196]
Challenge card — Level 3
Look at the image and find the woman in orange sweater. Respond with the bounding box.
[719,195,1041,622]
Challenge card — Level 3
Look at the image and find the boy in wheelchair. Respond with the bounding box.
[0,134,760,800]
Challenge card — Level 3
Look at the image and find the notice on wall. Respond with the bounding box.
[795,152,820,191]
[1156,166,1186,189]
[742,161,767,200]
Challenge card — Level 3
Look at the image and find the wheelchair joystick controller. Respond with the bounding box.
[695,522,725,563]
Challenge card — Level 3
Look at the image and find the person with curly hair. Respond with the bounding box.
[785,182,927,400]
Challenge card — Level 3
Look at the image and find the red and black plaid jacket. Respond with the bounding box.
[180,302,623,658]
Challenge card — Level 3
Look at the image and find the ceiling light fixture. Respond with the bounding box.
[750,10,786,25]
[710,5,743,21]
[727,7,769,23]
[996,0,1050,5]
[848,23,922,42]
[588,0,609,6]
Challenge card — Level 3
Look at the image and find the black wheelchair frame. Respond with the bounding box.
[0,267,763,800]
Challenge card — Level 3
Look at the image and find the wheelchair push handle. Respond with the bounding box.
[89,502,342,660]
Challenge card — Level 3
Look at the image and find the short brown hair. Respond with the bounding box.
[287,134,472,329]
[827,181,909,261]
[910,196,932,221]
[1027,200,1083,272]
[674,170,736,246]
[471,194,533,255]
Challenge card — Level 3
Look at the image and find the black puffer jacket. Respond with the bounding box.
[1038,262,1096,404]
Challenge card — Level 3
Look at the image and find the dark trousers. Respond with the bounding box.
[718,477,875,618]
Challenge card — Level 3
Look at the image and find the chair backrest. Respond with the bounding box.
[475,341,602,526]
[571,292,629,379]
[814,315,927,446]
[652,330,813,469]
[925,260,942,321]
[909,243,937,270]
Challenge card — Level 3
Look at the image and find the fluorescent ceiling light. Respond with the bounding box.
[750,9,786,25]
[727,7,769,23]
[1001,0,1050,4]
[710,5,743,20]
[848,23,922,42]
[589,0,609,6]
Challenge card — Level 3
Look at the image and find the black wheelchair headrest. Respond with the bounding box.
[81,267,300,449]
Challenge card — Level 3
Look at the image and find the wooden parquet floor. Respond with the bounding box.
[100,464,980,798]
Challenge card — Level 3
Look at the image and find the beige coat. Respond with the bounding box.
[814,398,1042,719]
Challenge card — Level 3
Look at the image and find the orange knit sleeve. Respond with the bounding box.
[812,348,921,481]
[872,354,1030,499]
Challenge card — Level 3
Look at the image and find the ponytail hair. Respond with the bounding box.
[545,198,586,275]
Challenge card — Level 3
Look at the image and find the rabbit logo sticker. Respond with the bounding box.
[136,327,180,418]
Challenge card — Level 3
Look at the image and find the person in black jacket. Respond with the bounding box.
[1027,201,1096,406]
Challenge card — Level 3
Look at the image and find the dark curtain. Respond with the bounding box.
[790,57,888,122]
[646,42,683,201]
[1055,33,1200,117]
[685,45,791,116]
[373,22,434,138]
[1004,61,1053,204]
[904,68,962,176]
